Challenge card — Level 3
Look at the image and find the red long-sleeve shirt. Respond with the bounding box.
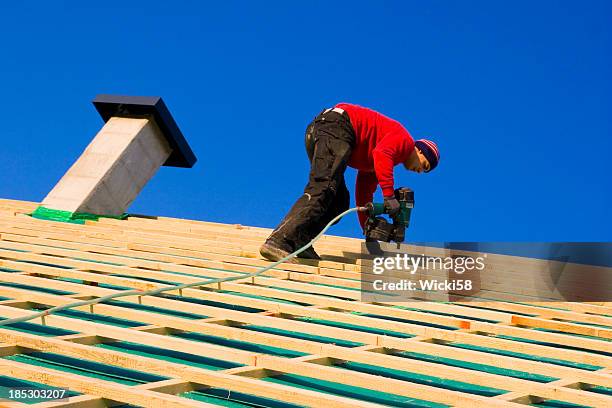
[335,103,415,228]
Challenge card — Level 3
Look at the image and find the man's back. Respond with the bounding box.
[335,103,414,171]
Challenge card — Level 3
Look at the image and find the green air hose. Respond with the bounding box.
[0,207,365,327]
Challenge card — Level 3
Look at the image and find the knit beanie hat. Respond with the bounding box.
[414,139,440,172]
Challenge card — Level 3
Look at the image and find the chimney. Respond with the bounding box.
[39,95,196,218]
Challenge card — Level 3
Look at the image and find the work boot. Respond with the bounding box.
[259,240,299,264]
[297,245,321,260]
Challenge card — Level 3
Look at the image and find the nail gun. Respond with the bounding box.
[363,187,414,244]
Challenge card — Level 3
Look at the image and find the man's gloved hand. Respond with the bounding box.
[384,196,400,217]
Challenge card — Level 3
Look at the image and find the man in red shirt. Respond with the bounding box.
[260,103,440,263]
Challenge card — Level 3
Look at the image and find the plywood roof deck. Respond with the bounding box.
[0,198,610,407]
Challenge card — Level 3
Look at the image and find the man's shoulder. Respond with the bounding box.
[336,102,373,112]
[335,103,381,121]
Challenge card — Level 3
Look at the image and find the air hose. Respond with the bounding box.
[0,207,365,327]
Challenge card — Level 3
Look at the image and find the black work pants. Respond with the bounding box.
[267,109,356,250]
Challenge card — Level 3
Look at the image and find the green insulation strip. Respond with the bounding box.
[163,293,267,313]
[265,373,448,408]
[391,350,557,383]
[260,284,354,301]
[496,334,612,357]
[0,318,78,337]
[172,332,307,358]
[104,299,210,319]
[448,342,603,371]
[182,387,305,408]
[217,289,311,306]
[0,247,28,253]
[0,267,21,272]
[531,400,591,408]
[393,305,500,323]
[352,312,458,331]
[96,341,242,371]
[567,321,612,329]
[241,324,364,348]
[73,257,123,266]
[51,309,144,328]
[585,384,612,395]
[3,352,166,385]
[110,273,179,285]
[97,282,134,290]
[295,316,415,338]
[30,206,128,224]
[20,259,73,269]
[0,375,81,404]
[533,327,612,342]
[337,360,507,396]
[456,303,537,317]
[301,281,361,292]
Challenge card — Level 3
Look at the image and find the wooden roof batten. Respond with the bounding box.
[0,198,609,407]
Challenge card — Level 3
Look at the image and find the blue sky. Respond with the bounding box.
[0,1,610,241]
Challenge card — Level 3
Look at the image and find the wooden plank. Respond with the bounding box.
[2,198,612,407]
[5,284,612,400]
[4,247,607,354]
[2,277,612,405]
[2,259,612,369]
[0,327,526,408]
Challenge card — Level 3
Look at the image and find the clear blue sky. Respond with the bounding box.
[1,1,610,241]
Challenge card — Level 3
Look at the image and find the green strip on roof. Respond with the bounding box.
[109,273,179,285]
[260,284,354,301]
[392,350,557,383]
[73,257,124,266]
[295,316,415,338]
[52,309,144,328]
[456,304,537,317]
[353,312,458,331]
[30,206,127,225]
[242,324,364,348]
[567,321,612,329]
[3,352,167,385]
[531,399,591,407]
[173,332,307,358]
[393,305,500,323]
[532,327,612,342]
[449,342,603,371]
[0,319,78,337]
[337,360,507,396]
[18,260,73,269]
[97,341,242,371]
[164,293,266,313]
[219,289,312,306]
[585,384,612,396]
[496,334,612,357]
[104,299,209,319]
[182,387,305,407]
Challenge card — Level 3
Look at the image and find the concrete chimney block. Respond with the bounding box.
[40,95,196,217]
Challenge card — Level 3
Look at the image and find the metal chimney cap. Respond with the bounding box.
[92,94,197,168]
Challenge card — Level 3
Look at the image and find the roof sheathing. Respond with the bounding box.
[0,199,610,407]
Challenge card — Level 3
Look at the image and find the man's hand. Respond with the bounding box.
[384,196,400,217]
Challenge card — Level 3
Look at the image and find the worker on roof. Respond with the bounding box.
[260,103,440,262]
